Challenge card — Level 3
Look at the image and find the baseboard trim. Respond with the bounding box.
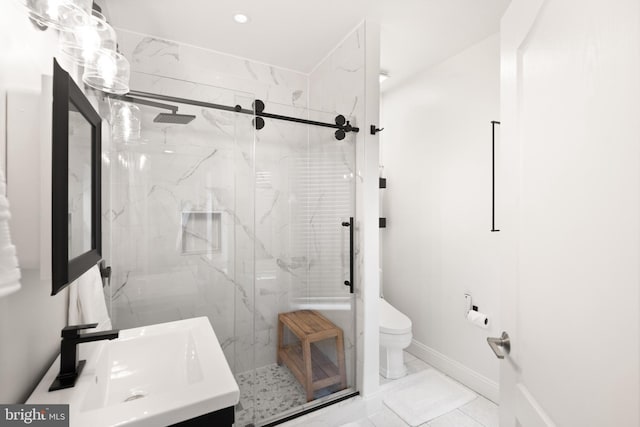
[407,339,499,403]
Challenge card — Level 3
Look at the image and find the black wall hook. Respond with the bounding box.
[370,125,384,135]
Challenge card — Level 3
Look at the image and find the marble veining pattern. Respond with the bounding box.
[307,24,365,390]
[107,21,366,424]
[131,37,179,63]
[116,30,308,107]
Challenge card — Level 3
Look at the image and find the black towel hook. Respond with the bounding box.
[370,125,384,135]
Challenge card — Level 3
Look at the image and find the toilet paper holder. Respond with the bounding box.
[464,293,481,313]
[464,294,473,316]
[464,294,489,328]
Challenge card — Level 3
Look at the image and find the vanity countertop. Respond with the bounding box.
[27,317,239,427]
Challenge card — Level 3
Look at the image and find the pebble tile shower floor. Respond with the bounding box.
[235,364,307,426]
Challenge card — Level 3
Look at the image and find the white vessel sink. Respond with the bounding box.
[28,317,239,427]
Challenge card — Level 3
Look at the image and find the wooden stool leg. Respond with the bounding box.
[277,316,284,365]
[302,339,314,401]
[336,330,347,390]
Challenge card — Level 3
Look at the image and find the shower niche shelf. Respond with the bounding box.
[181,211,222,255]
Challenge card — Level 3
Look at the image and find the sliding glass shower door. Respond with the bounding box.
[105,72,358,427]
[245,103,357,426]
[107,74,258,422]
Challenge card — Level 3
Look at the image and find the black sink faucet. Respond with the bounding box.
[49,323,119,391]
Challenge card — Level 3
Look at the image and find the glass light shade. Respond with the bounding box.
[110,100,141,142]
[20,0,92,30]
[60,9,117,66]
[83,49,130,95]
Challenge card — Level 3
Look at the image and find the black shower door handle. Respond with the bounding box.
[341,217,354,294]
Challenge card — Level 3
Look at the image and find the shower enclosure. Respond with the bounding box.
[105,72,358,426]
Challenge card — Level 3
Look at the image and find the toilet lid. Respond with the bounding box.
[379,298,412,335]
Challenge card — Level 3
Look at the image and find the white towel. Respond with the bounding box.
[0,169,21,298]
[68,265,112,331]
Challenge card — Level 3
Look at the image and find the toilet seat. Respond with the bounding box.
[379,298,412,335]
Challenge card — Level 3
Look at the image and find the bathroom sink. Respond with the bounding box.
[27,317,239,427]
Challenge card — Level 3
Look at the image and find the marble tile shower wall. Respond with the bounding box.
[252,21,366,376]
[108,25,366,377]
[307,24,366,389]
[253,105,309,369]
[115,30,308,108]
[110,30,313,373]
[109,103,255,372]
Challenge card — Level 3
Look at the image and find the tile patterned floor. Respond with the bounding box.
[279,351,499,427]
[235,363,307,426]
[235,363,349,426]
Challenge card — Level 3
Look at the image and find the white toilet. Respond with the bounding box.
[379,297,413,379]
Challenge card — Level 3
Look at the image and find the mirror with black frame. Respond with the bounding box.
[51,59,102,295]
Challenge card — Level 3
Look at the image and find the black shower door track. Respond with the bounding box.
[124,90,360,135]
[263,391,360,426]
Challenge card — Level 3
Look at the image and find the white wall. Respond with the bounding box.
[380,34,500,401]
[0,2,69,403]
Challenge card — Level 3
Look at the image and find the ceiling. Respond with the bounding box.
[102,0,511,90]
[102,0,374,73]
[380,0,511,92]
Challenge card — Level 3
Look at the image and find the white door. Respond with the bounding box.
[496,1,640,426]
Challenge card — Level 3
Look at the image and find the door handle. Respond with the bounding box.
[487,331,510,359]
[342,217,354,294]
[490,120,501,232]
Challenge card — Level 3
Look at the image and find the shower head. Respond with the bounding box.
[153,112,196,124]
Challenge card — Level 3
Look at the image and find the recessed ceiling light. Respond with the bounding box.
[379,72,389,83]
[233,13,250,24]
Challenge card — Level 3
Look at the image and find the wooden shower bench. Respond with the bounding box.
[277,310,347,401]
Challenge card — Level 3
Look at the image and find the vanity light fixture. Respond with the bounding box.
[233,13,250,24]
[18,0,92,30]
[110,100,141,142]
[83,48,131,95]
[17,0,132,95]
[60,9,117,66]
